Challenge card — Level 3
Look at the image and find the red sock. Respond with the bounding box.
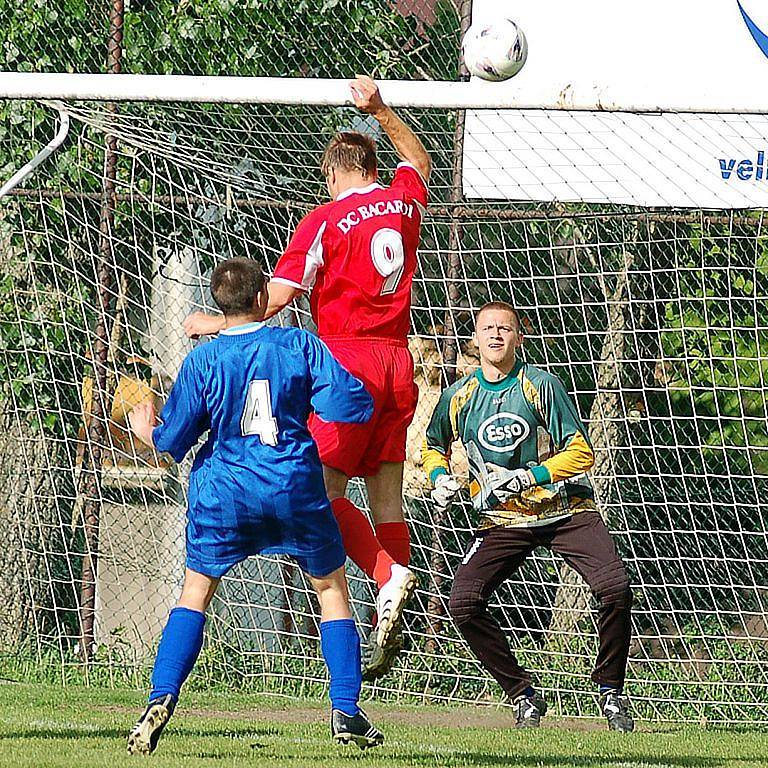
[375,521,411,567]
[331,498,395,589]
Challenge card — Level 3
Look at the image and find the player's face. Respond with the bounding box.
[474,309,523,366]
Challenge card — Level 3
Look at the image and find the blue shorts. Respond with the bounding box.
[186,536,346,579]
[184,469,346,579]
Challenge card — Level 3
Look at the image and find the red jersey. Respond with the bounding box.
[271,162,428,342]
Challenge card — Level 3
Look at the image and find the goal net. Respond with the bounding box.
[0,85,766,725]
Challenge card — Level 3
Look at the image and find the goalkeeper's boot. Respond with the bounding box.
[362,624,404,682]
[600,690,634,732]
[513,691,548,728]
[127,694,176,755]
[331,708,384,750]
[373,564,417,662]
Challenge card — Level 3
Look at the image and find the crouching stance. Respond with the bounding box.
[422,301,634,732]
[126,258,384,754]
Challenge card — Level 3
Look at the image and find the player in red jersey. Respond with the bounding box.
[183,76,430,679]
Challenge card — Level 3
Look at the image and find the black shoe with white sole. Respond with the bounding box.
[600,691,635,732]
[127,694,176,755]
[513,692,548,728]
[331,708,384,750]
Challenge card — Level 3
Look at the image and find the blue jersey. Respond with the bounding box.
[152,321,373,578]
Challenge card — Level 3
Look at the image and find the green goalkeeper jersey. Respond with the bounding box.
[422,359,597,529]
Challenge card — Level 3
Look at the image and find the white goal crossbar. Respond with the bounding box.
[0,71,766,113]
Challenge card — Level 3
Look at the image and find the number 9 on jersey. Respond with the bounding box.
[370,227,405,295]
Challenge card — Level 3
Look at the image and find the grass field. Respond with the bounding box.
[0,682,766,768]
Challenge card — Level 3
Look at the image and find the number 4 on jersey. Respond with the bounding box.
[241,379,279,445]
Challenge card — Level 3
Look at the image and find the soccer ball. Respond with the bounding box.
[461,18,528,82]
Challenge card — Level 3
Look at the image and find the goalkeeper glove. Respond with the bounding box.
[430,473,462,513]
[500,468,534,496]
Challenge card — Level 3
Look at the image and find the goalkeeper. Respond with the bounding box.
[422,302,634,732]
[126,258,383,755]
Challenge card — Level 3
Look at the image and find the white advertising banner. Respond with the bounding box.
[463,1,768,208]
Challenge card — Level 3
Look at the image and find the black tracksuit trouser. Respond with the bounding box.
[448,510,632,700]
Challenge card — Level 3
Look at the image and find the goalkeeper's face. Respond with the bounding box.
[474,308,523,367]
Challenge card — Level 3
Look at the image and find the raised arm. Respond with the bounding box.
[350,75,432,182]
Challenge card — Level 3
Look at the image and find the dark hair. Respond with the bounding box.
[210,258,266,316]
[475,301,522,329]
[320,131,378,177]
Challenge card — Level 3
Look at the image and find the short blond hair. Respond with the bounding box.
[475,301,522,329]
[320,131,378,177]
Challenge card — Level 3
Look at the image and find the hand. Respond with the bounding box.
[430,474,462,512]
[498,468,534,496]
[182,312,225,339]
[128,401,157,447]
[350,74,386,117]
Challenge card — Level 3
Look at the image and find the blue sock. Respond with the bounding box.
[149,607,206,702]
[599,684,622,695]
[320,619,361,716]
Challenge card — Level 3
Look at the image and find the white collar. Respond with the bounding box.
[335,182,384,202]
[220,321,265,336]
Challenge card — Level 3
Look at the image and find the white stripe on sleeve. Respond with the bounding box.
[301,221,326,289]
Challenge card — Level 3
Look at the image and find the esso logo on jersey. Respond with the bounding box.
[478,412,530,453]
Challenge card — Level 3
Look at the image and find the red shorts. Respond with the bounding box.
[309,337,419,478]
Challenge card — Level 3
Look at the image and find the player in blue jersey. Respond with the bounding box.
[126,258,384,755]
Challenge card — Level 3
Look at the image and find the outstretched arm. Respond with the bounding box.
[182,280,302,338]
[182,311,225,338]
[264,280,302,319]
[351,75,432,182]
